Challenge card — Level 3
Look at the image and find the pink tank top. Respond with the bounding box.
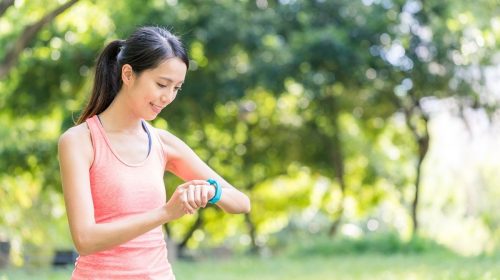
[72,115,175,279]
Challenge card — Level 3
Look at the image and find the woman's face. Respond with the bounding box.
[124,57,187,121]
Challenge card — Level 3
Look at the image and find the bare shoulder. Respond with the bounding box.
[155,128,190,163]
[59,123,91,145]
[155,128,183,147]
[58,123,93,164]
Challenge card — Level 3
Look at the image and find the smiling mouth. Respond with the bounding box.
[150,103,164,113]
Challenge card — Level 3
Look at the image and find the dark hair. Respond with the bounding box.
[77,26,189,124]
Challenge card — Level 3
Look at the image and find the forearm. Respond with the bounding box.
[72,206,170,256]
[215,186,251,214]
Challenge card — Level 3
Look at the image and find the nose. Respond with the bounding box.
[160,94,169,103]
[160,88,176,104]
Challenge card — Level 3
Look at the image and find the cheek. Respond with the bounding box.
[136,82,158,99]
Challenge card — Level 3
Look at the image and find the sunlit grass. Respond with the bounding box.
[1,252,499,280]
[175,253,500,280]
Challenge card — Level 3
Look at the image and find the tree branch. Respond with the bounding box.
[0,0,79,79]
[0,0,15,18]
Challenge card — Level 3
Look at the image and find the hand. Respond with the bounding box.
[165,180,213,221]
[181,180,216,213]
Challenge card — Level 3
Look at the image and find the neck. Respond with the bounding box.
[98,90,143,134]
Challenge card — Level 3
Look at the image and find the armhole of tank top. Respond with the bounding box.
[153,127,168,170]
[85,121,97,170]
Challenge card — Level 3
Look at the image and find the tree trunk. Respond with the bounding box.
[327,128,346,237]
[177,212,204,258]
[0,0,15,18]
[402,101,430,235]
[326,95,347,237]
[410,117,429,234]
[0,0,79,79]
[244,212,259,254]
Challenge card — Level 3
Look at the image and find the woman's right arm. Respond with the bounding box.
[58,125,196,256]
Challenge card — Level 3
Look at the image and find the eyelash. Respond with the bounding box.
[157,83,182,92]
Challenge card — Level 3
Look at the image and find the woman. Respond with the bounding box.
[58,26,251,279]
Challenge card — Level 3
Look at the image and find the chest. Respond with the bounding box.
[106,131,150,164]
[90,162,166,219]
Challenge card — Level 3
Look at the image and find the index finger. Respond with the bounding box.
[186,180,211,186]
[179,180,211,190]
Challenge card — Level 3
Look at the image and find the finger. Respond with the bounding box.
[187,184,198,209]
[201,186,209,207]
[187,180,211,187]
[179,188,187,202]
[181,189,195,213]
[179,180,210,191]
[194,185,202,207]
[184,205,194,215]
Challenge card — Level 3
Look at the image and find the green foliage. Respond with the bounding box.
[0,0,499,266]
[286,231,453,257]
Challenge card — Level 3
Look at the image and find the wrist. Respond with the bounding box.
[207,179,222,204]
[208,184,216,200]
[161,205,173,223]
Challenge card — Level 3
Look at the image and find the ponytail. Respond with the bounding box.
[77,40,125,124]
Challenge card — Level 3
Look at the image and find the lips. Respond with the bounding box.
[150,103,164,114]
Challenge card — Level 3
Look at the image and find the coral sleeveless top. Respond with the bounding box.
[72,115,174,279]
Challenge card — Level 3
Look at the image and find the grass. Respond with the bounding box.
[175,253,500,280]
[1,253,499,280]
[1,233,499,279]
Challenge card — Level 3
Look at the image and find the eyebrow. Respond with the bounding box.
[159,76,184,84]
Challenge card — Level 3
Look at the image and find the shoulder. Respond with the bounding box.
[153,127,207,175]
[154,127,193,164]
[155,128,183,148]
[58,123,93,164]
[59,123,91,147]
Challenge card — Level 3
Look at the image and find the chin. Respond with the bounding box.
[144,115,157,121]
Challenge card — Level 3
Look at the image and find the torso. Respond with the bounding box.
[70,116,174,279]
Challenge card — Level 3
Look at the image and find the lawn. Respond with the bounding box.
[1,253,499,279]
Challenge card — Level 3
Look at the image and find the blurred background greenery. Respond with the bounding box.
[1,0,500,279]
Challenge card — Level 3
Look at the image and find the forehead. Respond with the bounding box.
[145,57,187,82]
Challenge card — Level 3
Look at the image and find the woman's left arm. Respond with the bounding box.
[158,129,251,214]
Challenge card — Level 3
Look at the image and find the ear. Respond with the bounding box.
[121,64,135,87]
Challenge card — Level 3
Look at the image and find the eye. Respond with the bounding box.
[157,83,167,88]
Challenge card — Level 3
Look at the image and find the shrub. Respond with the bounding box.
[284,231,453,257]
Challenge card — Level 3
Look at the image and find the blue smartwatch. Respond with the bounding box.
[207,178,222,204]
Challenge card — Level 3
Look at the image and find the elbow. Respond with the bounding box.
[243,197,251,213]
[73,233,95,256]
[74,245,90,257]
[74,239,90,257]
[234,196,251,214]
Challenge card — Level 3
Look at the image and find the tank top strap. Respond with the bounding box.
[142,121,168,169]
[85,115,108,169]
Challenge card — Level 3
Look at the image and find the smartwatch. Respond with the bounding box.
[207,178,222,204]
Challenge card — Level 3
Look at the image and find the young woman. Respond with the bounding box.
[58,26,251,279]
